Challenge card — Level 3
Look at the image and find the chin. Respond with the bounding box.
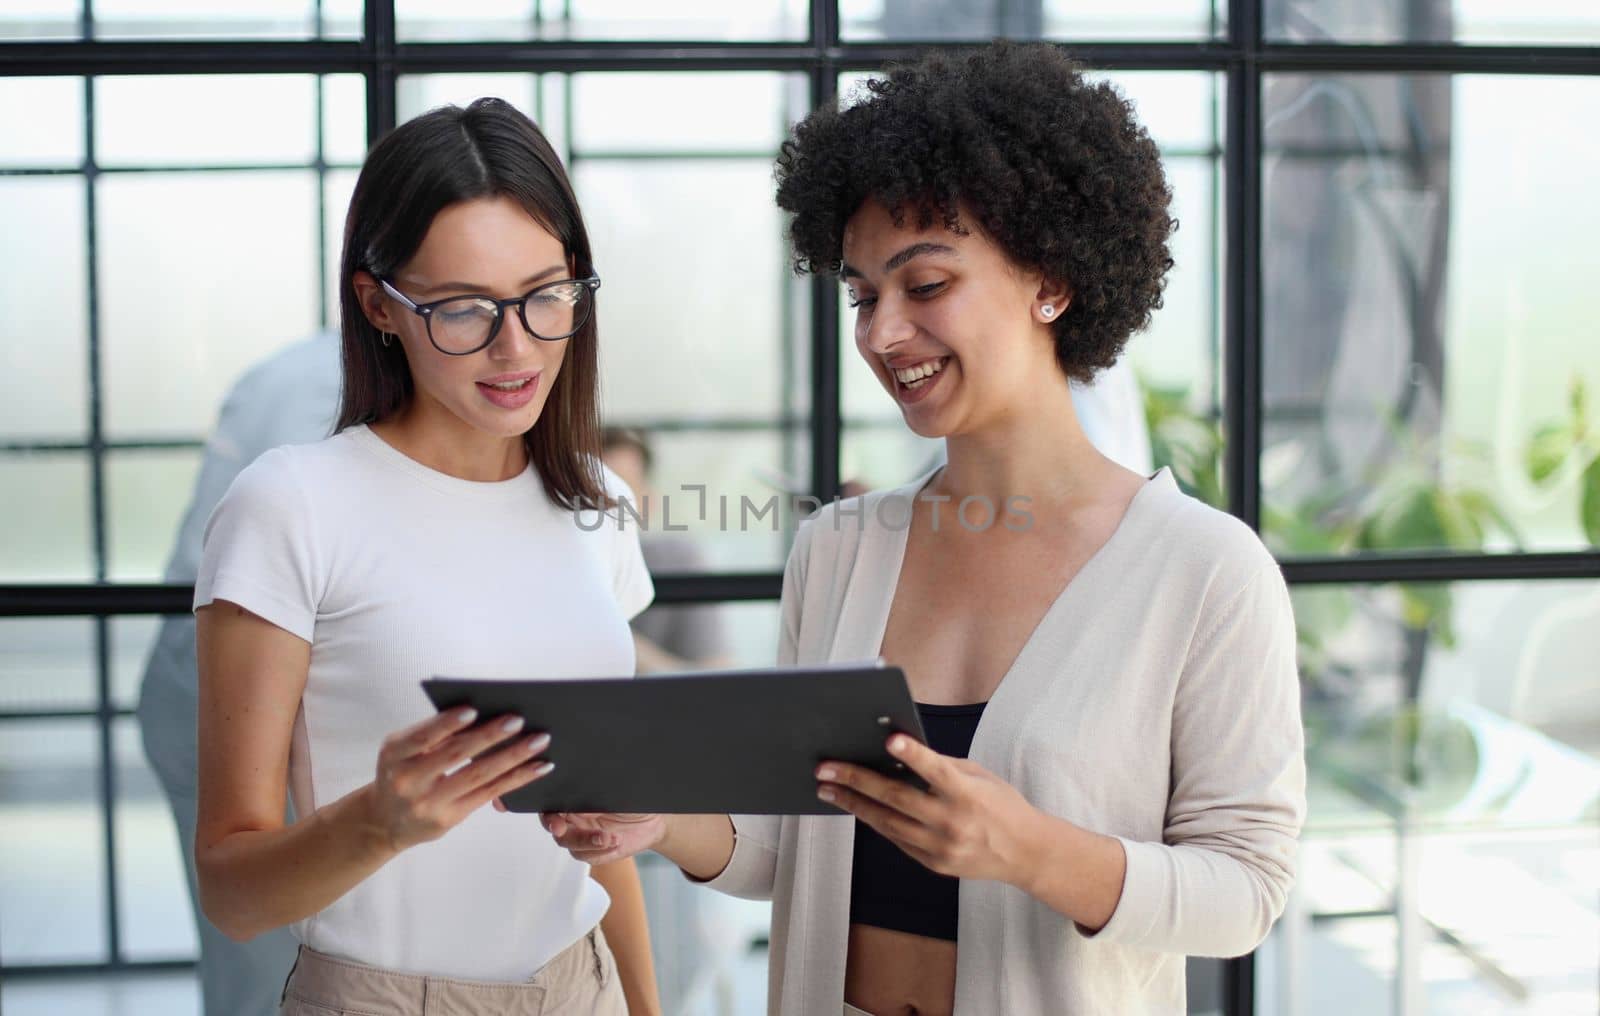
[900,409,953,441]
[467,407,543,440]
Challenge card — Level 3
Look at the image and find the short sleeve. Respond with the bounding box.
[192,448,321,643]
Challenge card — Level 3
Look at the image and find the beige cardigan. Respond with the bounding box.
[701,468,1306,1014]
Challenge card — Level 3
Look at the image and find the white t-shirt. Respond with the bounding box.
[194,424,653,981]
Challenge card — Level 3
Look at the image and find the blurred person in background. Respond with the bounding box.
[601,425,734,675]
[137,331,339,1016]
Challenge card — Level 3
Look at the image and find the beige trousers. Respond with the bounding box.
[279,927,625,1016]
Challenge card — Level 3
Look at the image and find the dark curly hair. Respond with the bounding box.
[775,42,1175,383]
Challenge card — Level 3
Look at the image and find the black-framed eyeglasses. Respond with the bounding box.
[379,275,601,355]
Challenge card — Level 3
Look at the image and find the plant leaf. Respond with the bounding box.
[1582,456,1600,546]
[1525,423,1575,485]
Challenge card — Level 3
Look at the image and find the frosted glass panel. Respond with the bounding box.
[0,452,94,581]
[98,171,320,439]
[0,77,83,167]
[321,73,369,165]
[572,72,792,154]
[106,448,204,582]
[580,161,793,419]
[0,721,108,964]
[0,176,88,441]
[92,0,329,40]
[0,0,80,40]
[0,619,98,713]
[96,75,318,167]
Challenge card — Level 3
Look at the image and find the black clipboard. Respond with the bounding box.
[421,661,927,815]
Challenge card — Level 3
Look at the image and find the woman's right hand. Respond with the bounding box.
[369,708,553,852]
[540,812,667,866]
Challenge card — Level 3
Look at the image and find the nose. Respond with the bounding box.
[860,294,915,355]
[487,305,539,359]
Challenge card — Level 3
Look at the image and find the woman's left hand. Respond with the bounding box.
[816,734,1044,886]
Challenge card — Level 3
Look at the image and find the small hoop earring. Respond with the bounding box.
[1040,304,1056,319]
[380,331,393,347]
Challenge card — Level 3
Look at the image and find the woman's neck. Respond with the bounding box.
[937,377,1118,507]
[370,402,528,482]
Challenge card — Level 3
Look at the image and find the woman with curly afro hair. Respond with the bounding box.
[546,41,1305,1015]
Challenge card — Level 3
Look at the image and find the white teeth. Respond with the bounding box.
[893,358,947,384]
[487,379,530,390]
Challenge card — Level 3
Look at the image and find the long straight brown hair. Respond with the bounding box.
[335,97,609,511]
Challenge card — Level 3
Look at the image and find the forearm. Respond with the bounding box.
[1014,811,1127,933]
[197,784,396,941]
[653,813,736,881]
[591,859,661,1015]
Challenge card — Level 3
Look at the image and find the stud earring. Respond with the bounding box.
[1040,304,1056,319]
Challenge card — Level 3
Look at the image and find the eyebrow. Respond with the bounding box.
[406,264,568,296]
[840,242,959,280]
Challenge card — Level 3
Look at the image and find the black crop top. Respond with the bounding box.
[848,701,987,942]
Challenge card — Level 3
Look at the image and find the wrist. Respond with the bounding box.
[650,813,683,861]
[346,784,402,861]
[1009,806,1063,897]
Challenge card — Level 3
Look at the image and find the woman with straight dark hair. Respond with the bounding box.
[192,98,661,1015]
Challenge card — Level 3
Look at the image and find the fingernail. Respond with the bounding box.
[456,708,478,725]
[501,715,525,733]
[888,736,906,753]
[527,733,550,753]
[818,787,836,803]
[816,765,837,781]
[534,762,555,778]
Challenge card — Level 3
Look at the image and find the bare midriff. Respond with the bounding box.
[843,923,956,1016]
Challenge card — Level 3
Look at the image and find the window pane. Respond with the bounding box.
[0,77,82,168]
[0,0,79,40]
[1262,74,1600,557]
[114,717,198,961]
[111,616,164,713]
[0,720,108,964]
[321,73,369,166]
[395,0,805,42]
[106,448,203,582]
[0,176,88,442]
[572,72,794,154]
[1266,0,1600,45]
[840,0,1222,41]
[0,619,97,714]
[1290,578,1600,1013]
[92,0,321,40]
[581,160,802,419]
[98,171,320,439]
[0,452,93,581]
[96,75,318,167]
[320,0,364,40]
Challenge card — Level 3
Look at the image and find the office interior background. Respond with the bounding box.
[1,1,1596,1014]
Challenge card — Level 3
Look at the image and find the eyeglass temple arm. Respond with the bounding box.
[377,276,421,311]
